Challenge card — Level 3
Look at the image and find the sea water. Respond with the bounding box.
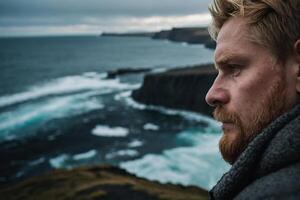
[0,35,229,190]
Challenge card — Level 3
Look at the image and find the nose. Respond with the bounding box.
[205,79,229,107]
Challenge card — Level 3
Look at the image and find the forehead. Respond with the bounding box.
[214,17,255,63]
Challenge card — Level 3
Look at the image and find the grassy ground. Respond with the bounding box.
[0,165,208,200]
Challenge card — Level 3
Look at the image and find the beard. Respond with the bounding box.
[213,76,287,165]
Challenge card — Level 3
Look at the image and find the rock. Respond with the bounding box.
[132,64,217,116]
[0,165,208,200]
[152,27,213,45]
[152,30,172,40]
[101,32,155,37]
[106,68,152,79]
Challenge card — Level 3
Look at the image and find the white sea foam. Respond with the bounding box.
[122,95,219,129]
[128,139,144,148]
[82,71,107,79]
[106,149,139,159]
[91,125,129,137]
[120,129,229,191]
[73,149,97,160]
[14,156,46,179]
[151,68,168,74]
[15,171,25,178]
[181,42,188,46]
[114,91,132,101]
[49,150,99,169]
[49,154,69,169]
[117,87,227,190]
[117,92,146,110]
[0,71,138,140]
[143,123,160,131]
[0,92,104,137]
[0,72,135,108]
[29,157,46,166]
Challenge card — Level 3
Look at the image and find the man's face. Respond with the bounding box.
[205,17,298,164]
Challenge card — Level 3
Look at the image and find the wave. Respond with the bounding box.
[13,156,47,179]
[73,150,97,161]
[127,139,144,148]
[115,90,228,190]
[115,91,219,129]
[105,149,139,160]
[28,157,46,166]
[0,92,104,140]
[0,72,139,141]
[49,154,71,169]
[49,150,98,169]
[0,72,137,108]
[181,42,188,46]
[120,130,229,191]
[91,125,129,137]
[143,123,160,131]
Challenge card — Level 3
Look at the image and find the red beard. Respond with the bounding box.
[213,76,286,164]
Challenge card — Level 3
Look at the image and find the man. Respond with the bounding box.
[205,0,300,199]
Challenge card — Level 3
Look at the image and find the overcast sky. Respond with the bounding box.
[0,0,212,36]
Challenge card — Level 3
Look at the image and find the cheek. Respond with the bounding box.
[241,72,266,94]
[242,68,273,97]
[230,77,267,118]
[231,83,260,108]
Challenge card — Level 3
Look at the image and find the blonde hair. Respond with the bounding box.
[209,0,300,60]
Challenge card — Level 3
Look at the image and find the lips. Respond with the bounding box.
[213,107,240,132]
[221,122,235,132]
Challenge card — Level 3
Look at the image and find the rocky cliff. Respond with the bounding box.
[0,165,208,200]
[101,27,216,49]
[132,64,217,116]
[152,27,216,47]
[101,32,155,37]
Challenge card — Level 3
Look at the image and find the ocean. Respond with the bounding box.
[0,35,229,190]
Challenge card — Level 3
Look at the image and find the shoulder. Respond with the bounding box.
[234,162,300,200]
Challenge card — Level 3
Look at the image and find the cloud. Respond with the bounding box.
[0,0,212,36]
[0,13,212,36]
[0,0,212,17]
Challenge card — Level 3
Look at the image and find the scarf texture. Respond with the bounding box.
[209,104,300,200]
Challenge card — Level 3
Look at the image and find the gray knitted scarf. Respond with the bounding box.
[209,104,300,200]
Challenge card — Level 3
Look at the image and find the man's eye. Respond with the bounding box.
[228,64,242,77]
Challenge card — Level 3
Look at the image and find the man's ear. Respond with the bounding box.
[295,39,300,93]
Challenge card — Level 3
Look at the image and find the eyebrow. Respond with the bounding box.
[214,53,249,69]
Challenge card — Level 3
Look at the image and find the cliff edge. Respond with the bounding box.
[152,27,216,48]
[0,165,208,200]
[132,64,217,116]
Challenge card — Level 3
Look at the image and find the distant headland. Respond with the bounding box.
[101,27,216,49]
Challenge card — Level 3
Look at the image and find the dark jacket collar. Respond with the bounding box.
[209,104,300,200]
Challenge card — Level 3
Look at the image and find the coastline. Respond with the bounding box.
[0,62,217,199]
[0,31,219,199]
[101,27,216,49]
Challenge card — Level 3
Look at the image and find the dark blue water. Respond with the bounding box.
[0,36,213,96]
[0,36,228,190]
